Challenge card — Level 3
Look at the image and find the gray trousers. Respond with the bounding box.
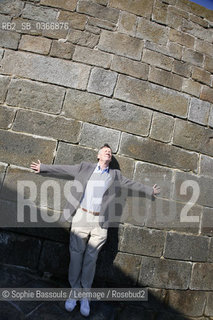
[68,207,108,289]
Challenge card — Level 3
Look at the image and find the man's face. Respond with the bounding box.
[98,147,112,163]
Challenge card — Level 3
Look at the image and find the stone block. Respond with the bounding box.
[55,142,98,165]
[0,75,10,104]
[113,155,134,179]
[49,40,75,59]
[0,48,4,59]
[109,0,154,18]
[40,0,77,11]
[188,97,211,126]
[13,110,81,143]
[167,6,189,29]
[137,17,169,46]
[142,49,173,71]
[120,225,165,257]
[200,86,213,104]
[181,19,212,43]
[209,106,213,128]
[1,50,91,90]
[77,0,119,23]
[0,162,7,189]
[182,79,201,97]
[57,11,87,30]
[200,155,213,178]
[192,67,211,86]
[134,161,174,199]
[98,30,144,60]
[0,129,56,167]
[73,46,111,68]
[67,29,99,48]
[0,13,11,25]
[167,290,206,317]
[41,25,68,39]
[0,0,24,16]
[149,67,183,91]
[38,240,69,275]
[208,239,213,262]
[150,112,175,143]
[85,24,100,34]
[195,39,213,57]
[111,55,149,80]
[205,292,213,316]
[79,122,120,152]
[152,0,168,25]
[87,67,117,97]
[169,29,195,49]
[117,11,137,37]
[164,232,209,262]
[204,55,213,73]
[189,13,209,28]
[63,90,152,137]
[190,263,213,290]
[173,119,213,157]
[0,105,16,129]
[19,35,51,55]
[0,230,42,269]
[0,30,20,49]
[145,41,182,60]
[6,78,65,114]
[138,256,192,289]
[201,207,213,237]
[182,48,204,67]
[88,17,116,31]
[22,3,58,22]
[120,132,198,172]
[172,60,191,77]
[114,75,189,118]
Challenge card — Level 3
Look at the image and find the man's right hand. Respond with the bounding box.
[30,160,41,173]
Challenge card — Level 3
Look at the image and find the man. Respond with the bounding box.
[30,144,160,317]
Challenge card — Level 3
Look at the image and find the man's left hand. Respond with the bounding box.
[153,184,160,196]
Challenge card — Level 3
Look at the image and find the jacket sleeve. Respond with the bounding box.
[118,171,154,197]
[40,163,81,178]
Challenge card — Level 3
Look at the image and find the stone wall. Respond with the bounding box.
[0,0,213,318]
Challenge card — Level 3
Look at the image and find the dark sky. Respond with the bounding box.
[189,0,213,10]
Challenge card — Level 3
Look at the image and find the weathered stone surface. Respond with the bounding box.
[188,97,211,126]
[87,67,117,97]
[168,290,206,317]
[205,292,213,316]
[190,263,213,290]
[41,24,68,39]
[172,60,191,77]
[152,0,168,25]
[182,79,201,97]
[150,112,175,143]
[2,50,91,90]
[39,240,69,275]
[0,231,41,269]
[149,67,183,91]
[145,40,182,60]
[134,161,174,199]
[0,162,7,189]
[139,256,192,289]
[192,67,211,86]
[0,75,10,103]
[0,0,24,16]
[200,155,213,178]
[79,123,120,152]
[0,129,56,167]
[120,225,165,257]
[0,48,4,59]
[173,119,213,157]
[204,55,213,73]
[189,13,209,28]
[109,0,154,18]
[209,106,213,128]
[200,86,213,104]
[113,155,134,179]
[85,23,100,34]
[167,6,189,29]
[136,17,168,45]
[40,0,77,11]
[208,238,213,262]
[19,35,52,55]
[182,48,204,67]
[73,46,111,68]
[63,90,152,137]
[111,55,149,80]
[22,3,58,22]
[88,16,116,31]
[195,39,213,57]
[169,29,195,49]
[77,0,119,23]
[164,232,209,262]
[98,30,144,60]
[6,78,65,114]
[0,30,20,49]
[13,110,81,143]
[114,75,189,118]
[118,11,137,36]
[201,207,213,237]
[118,305,154,320]
[67,29,99,48]
[142,49,173,71]
[50,40,75,59]
[57,11,87,30]
[181,19,212,43]
[0,105,16,129]
[120,132,198,172]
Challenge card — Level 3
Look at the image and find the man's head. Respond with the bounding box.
[97,144,112,164]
